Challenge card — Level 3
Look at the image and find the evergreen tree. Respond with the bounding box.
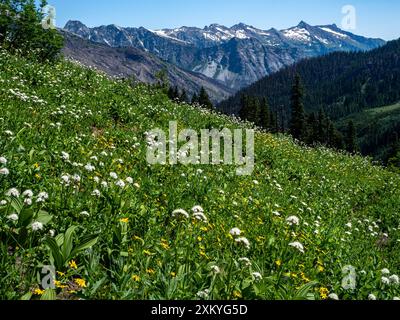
[387,133,400,169]
[345,120,358,153]
[198,87,213,110]
[0,0,63,61]
[289,74,306,140]
[191,93,198,105]
[239,94,250,120]
[305,112,318,145]
[180,89,188,103]
[259,97,270,129]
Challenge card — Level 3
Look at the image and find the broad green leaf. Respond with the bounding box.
[45,237,64,270]
[62,226,78,261]
[20,292,33,300]
[40,289,56,301]
[71,234,98,257]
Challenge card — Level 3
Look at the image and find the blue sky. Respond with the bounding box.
[48,0,399,40]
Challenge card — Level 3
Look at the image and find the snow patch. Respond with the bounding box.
[319,27,348,38]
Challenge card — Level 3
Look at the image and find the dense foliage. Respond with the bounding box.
[0,0,63,61]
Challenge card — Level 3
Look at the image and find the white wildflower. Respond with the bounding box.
[7,213,19,221]
[61,152,70,161]
[211,265,221,274]
[196,289,210,299]
[91,189,101,197]
[126,177,133,184]
[229,228,242,237]
[84,163,95,172]
[22,190,33,198]
[286,216,300,226]
[381,268,390,275]
[101,181,108,189]
[36,192,49,203]
[389,275,399,285]
[328,293,339,300]
[110,172,118,179]
[0,156,7,164]
[0,168,9,175]
[80,211,90,217]
[172,209,189,219]
[115,180,126,188]
[192,205,204,213]
[252,272,262,281]
[0,200,7,206]
[289,241,305,253]
[381,277,390,285]
[368,294,377,300]
[193,211,208,223]
[235,237,250,249]
[238,257,251,266]
[31,221,44,232]
[6,188,20,197]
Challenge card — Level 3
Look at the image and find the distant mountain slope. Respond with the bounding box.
[64,21,385,90]
[61,31,234,103]
[218,38,400,160]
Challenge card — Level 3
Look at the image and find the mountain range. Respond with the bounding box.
[63,20,385,98]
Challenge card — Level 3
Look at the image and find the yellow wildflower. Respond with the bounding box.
[132,275,141,282]
[275,260,282,267]
[143,250,152,256]
[146,268,155,275]
[69,260,78,269]
[319,287,329,300]
[170,272,176,278]
[119,218,129,223]
[54,280,67,289]
[74,278,87,288]
[33,289,45,295]
[233,290,242,299]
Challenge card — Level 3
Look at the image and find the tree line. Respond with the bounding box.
[239,74,359,153]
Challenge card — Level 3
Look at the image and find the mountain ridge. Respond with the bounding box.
[64,20,385,90]
[61,31,234,103]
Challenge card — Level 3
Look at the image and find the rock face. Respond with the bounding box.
[61,31,234,103]
[64,20,385,91]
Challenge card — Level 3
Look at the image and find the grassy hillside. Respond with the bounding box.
[1,47,400,301]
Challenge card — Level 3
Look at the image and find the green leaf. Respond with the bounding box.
[40,289,56,301]
[61,226,78,261]
[71,234,98,257]
[18,208,34,228]
[55,234,64,247]
[45,237,64,270]
[294,281,318,300]
[20,292,33,300]
[35,210,52,225]
[11,197,24,215]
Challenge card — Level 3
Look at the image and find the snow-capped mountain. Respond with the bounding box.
[64,20,385,91]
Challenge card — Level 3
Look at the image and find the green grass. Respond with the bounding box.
[1,48,400,301]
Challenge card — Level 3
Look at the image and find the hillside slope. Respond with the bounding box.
[1,48,400,300]
[62,31,234,103]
